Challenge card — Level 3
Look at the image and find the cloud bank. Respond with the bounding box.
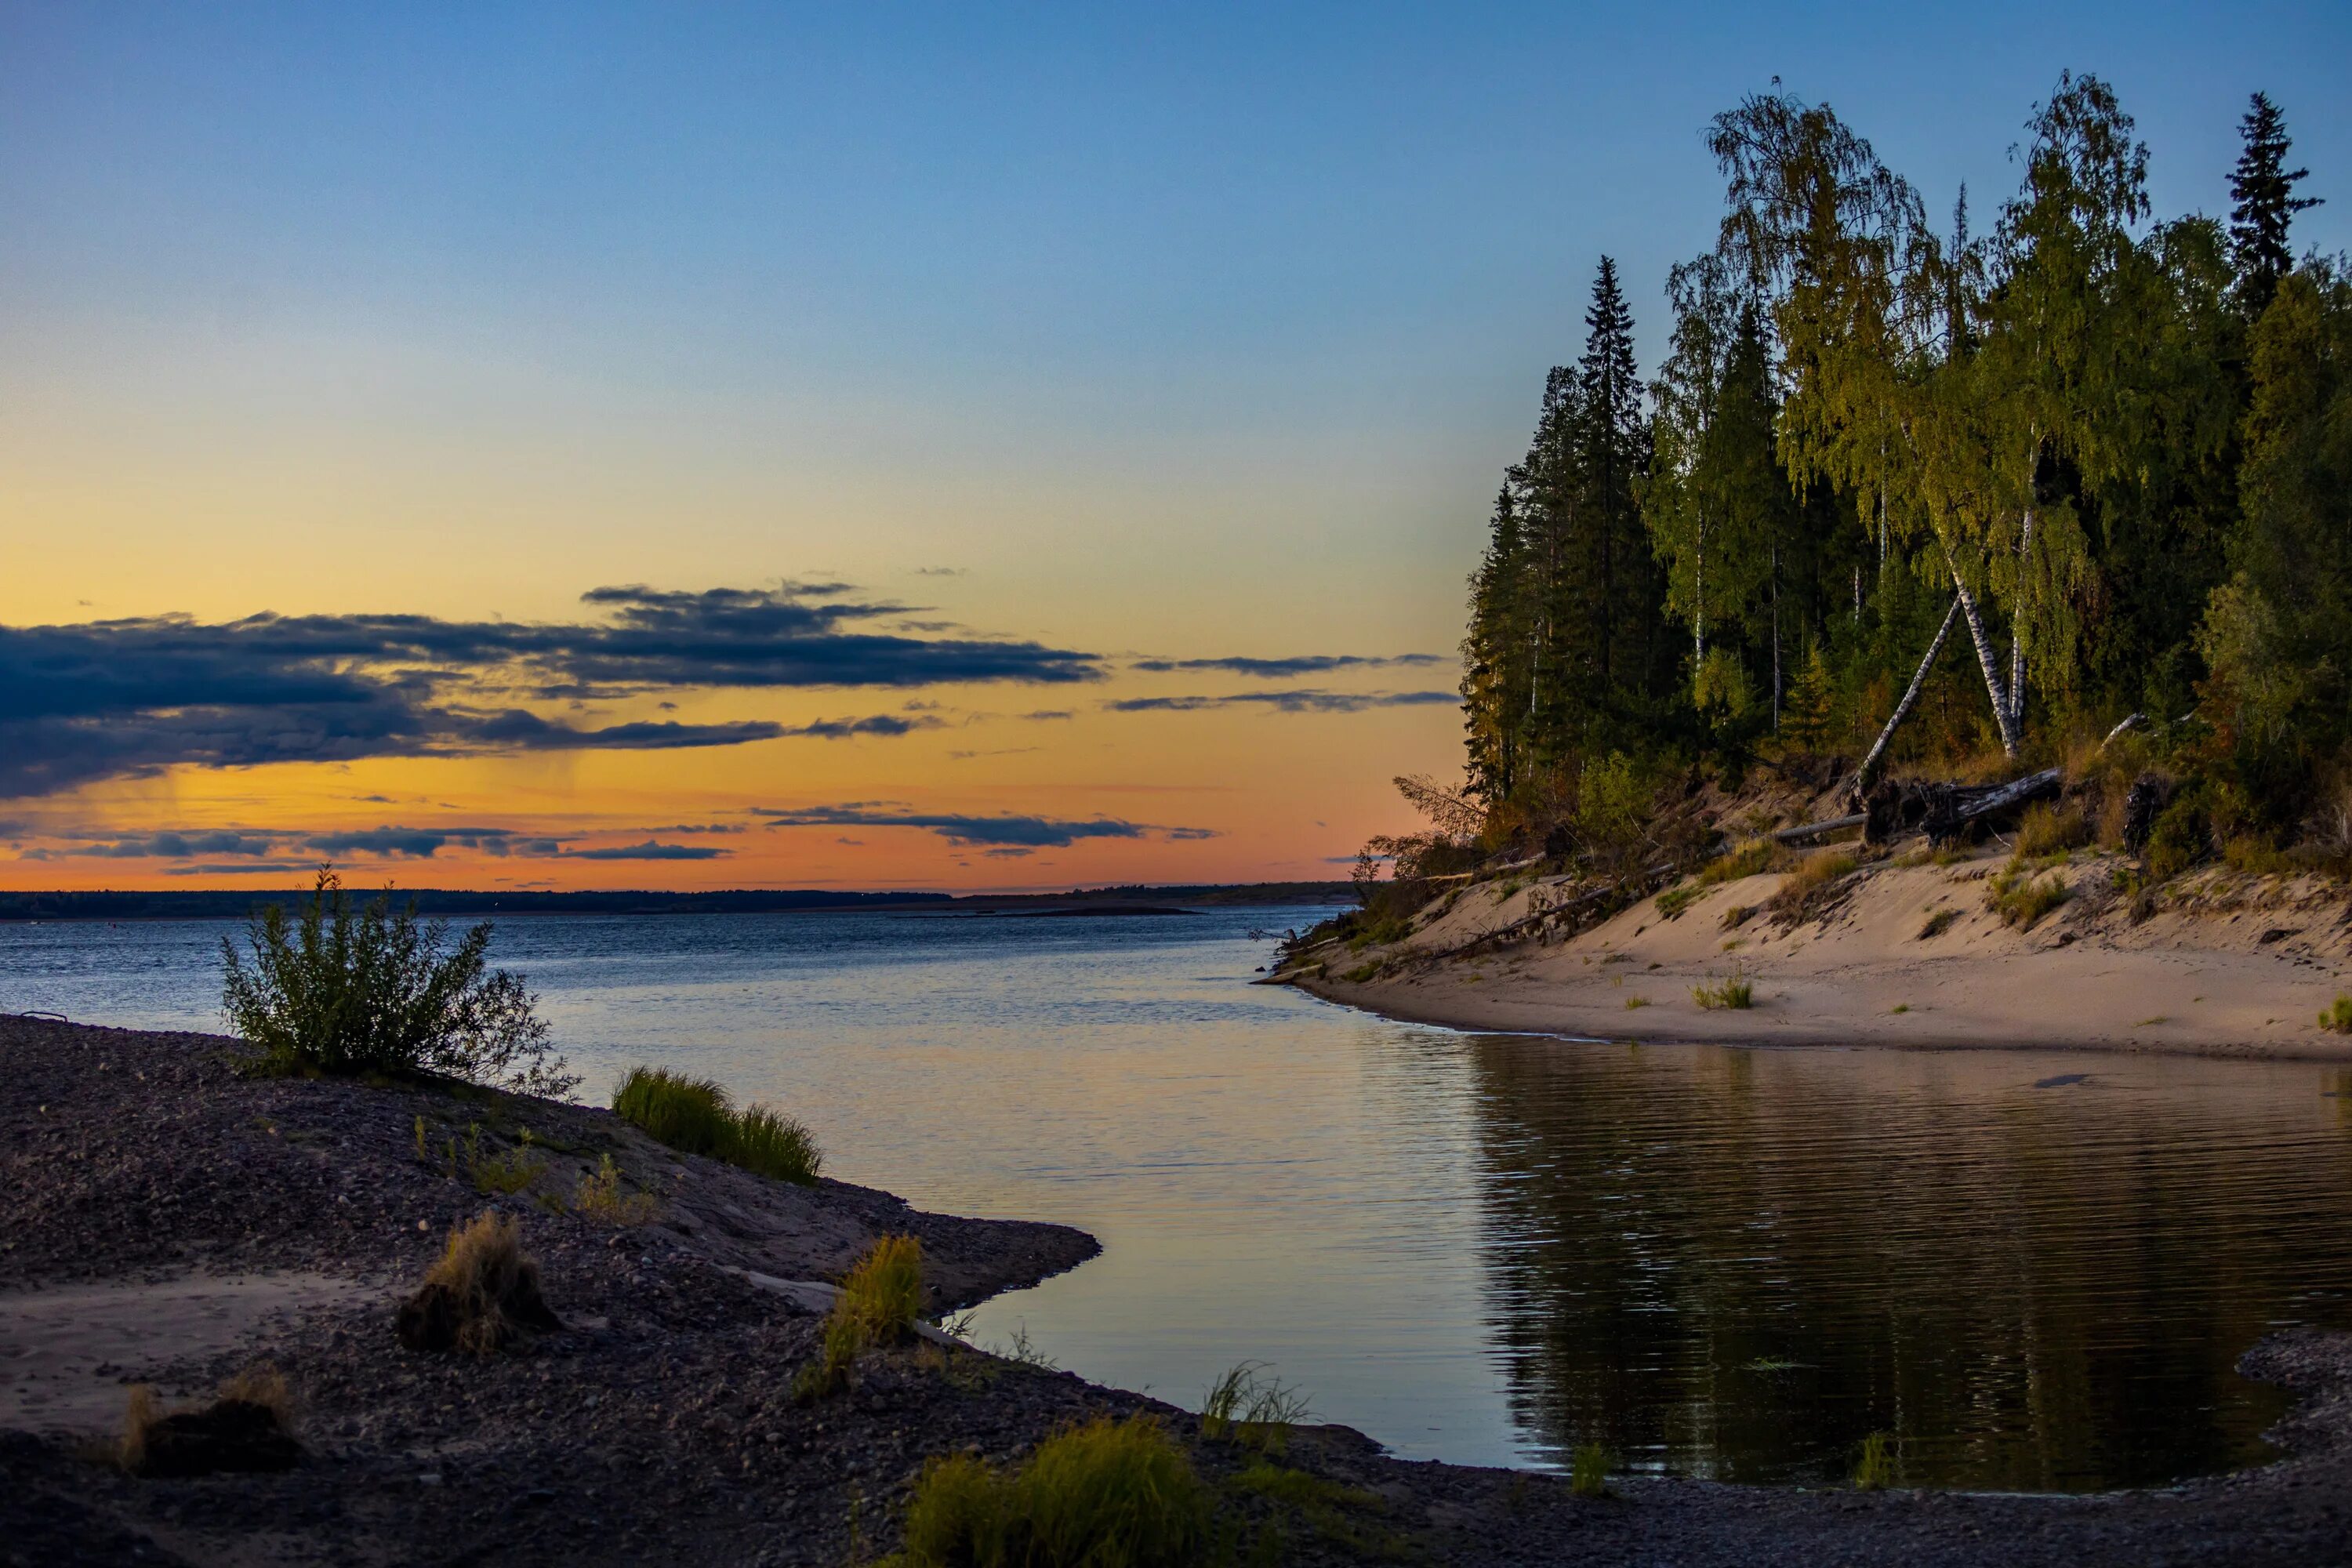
[0,583,1102,797]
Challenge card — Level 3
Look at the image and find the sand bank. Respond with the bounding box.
[1288,847,2352,1059]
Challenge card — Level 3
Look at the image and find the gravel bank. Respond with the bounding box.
[5,1015,2350,1566]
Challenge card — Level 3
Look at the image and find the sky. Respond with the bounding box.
[2,2,2346,892]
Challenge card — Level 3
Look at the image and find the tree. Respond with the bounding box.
[1461,485,1532,802]
[1575,257,1660,699]
[2230,93,2322,319]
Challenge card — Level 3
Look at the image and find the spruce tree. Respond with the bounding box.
[1573,256,1659,702]
[2230,93,2321,319]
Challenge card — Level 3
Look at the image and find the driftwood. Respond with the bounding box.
[1771,813,1865,845]
[1859,767,2063,845]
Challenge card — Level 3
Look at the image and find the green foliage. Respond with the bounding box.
[611,1065,823,1186]
[1200,1363,1312,1455]
[1918,908,1959,940]
[1692,972,1754,1010]
[2015,804,2091,858]
[612,1065,734,1155]
[1699,839,1779,886]
[729,1105,824,1186]
[221,866,572,1095]
[2321,996,2352,1035]
[1653,883,1700,920]
[1853,1431,1896,1491]
[1989,864,2071,929]
[795,1235,922,1402]
[1569,1443,1612,1498]
[891,1415,1209,1568]
[572,1152,658,1225]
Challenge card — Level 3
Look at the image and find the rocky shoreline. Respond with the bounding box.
[6,1014,2352,1565]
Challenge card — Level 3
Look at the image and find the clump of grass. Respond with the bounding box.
[894,1414,1209,1568]
[1719,902,1755,931]
[1624,996,1650,1010]
[222,865,573,1095]
[730,1105,824,1185]
[2321,995,2352,1034]
[2016,803,2092,858]
[612,1065,824,1186]
[1654,884,1700,920]
[1989,866,2071,930]
[432,1120,546,1196]
[1569,1443,1611,1498]
[1766,851,1857,923]
[797,1234,924,1401]
[1852,1431,1896,1491]
[1200,1362,1312,1454]
[395,1209,562,1355]
[573,1152,658,1224]
[1889,1003,1910,1014]
[1699,839,1780,887]
[612,1065,735,1155]
[1692,971,1754,1011]
[117,1365,300,1477]
[1231,1461,1400,1555]
[1917,907,1959,940]
[1341,960,1382,984]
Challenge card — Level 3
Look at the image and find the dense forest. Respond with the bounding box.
[1431,78,2341,887]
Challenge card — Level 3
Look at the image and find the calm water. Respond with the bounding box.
[8,906,2352,1490]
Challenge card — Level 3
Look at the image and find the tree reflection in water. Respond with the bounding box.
[1460,1039,2352,1490]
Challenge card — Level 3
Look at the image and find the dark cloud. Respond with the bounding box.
[1107,689,1458,714]
[1022,710,1074,722]
[1130,654,1445,678]
[162,859,329,876]
[752,804,1206,849]
[564,840,727,861]
[781,714,939,740]
[77,830,280,858]
[0,583,1104,797]
[462,711,791,750]
[647,823,744,835]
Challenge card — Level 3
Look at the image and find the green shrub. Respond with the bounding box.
[730,1105,824,1185]
[2321,995,2352,1034]
[1692,972,1753,1010]
[2015,804,2092,858]
[612,1066,735,1156]
[1852,1431,1896,1491]
[2145,791,2214,882]
[1654,884,1700,920]
[1917,908,1958,939]
[1569,1443,1611,1498]
[612,1066,824,1186]
[222,866,572,1094]
[893,1414,1208,1568]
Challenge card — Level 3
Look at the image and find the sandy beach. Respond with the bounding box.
[1286,846,2352,1060]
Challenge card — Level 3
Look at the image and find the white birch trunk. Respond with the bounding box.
[1850,595,1962,797]
[1950,564,2021,758]
[2007,506,2034,731]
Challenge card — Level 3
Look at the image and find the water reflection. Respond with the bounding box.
[1461,1039,2352,1489]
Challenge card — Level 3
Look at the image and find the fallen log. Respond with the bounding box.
[1771,813,1866,845]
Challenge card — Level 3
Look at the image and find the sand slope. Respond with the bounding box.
[1294,847,2352,1058]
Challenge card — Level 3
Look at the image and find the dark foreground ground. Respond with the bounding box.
[3,1016,2350,1566]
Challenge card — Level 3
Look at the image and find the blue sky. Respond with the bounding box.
[2,3,2345,889]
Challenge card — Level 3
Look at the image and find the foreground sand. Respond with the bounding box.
[1289,846,2352,1059]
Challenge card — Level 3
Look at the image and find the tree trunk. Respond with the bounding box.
[1949,561,2020,758]
[1849,595,1962,800]
[1770,547,1782,729]
[2007,506,2034,731]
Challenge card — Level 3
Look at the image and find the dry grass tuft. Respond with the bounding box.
[1692,971,1755,1010]
[2016,804,2092,858]
[2322,995,2352,1034]
[1989,865,2071,931]
[1917,907,1959,940]
[1766,851,1857,924]
[1199,1362,1312,1454]
[117,1365,299,1477]
[397,1209,562,1354]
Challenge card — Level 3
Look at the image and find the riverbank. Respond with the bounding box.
[1284,844,2352,1060]
[8,1014,2352,1565]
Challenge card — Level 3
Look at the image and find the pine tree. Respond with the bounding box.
[2230,93,2321,319]
[1573,257,1661,702]
[1461,485,1531,803]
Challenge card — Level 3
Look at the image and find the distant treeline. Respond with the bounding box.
[1450,81,2344,873]
[0,883,1354,922]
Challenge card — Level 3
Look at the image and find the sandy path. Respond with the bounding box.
[0,1272,387,1429]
